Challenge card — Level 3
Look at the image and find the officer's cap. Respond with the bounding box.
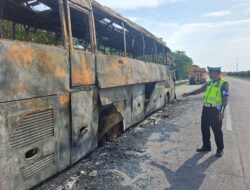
[207,67,221,73]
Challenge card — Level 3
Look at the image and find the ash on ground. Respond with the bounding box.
[34,98,199,190]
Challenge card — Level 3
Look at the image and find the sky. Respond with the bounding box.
[97,0,250,72]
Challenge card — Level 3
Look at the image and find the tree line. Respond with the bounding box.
[227,71,250,78]
[168,51,193,80]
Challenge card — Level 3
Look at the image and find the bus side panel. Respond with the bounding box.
[0,40,69,102]
[70,89,98,164]
[131,84,145,125]
[99,84,146,130]
[96,54,168,88]
[99,86,132,131]
[71,50,96,87]
[145,82,166,116]
[0,95,70,190]
[166,68,176,101]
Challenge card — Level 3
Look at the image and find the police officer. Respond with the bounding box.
[182,67,229,157]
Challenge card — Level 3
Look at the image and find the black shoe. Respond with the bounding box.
[215,149,223,157]
[196,147,211,152]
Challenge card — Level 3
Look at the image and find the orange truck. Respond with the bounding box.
[189,65,207,85]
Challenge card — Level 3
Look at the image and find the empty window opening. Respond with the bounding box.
[155,43,165,64]
[144,37,156,63]
[0,0,63,46]
[92,3,170,64]
[69,7,91,51]
[125,23,144,60]
[93,6,125,56]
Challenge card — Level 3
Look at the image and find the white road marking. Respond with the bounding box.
[226,105,232,131]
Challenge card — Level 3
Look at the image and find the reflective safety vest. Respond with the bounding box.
[204,79,226,106]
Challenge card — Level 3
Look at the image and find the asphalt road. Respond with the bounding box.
[226,77,250,189]
[36,77,250,190]
[175,77,250,190]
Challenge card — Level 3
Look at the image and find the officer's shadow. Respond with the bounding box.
[151,153,219,190]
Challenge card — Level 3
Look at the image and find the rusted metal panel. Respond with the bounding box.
[131,84,145,125]
[164,67,175,101]
[0,40,69,102]
[0,95,71,190]
[115,100,132,130]
[71,50,96,87]
[165,68,175,101]
[165,68,173,88]
[99,86,130,105]
[71,89,98,164]
[68,0,91,10]
[96,54,168,88]
[99,84,146,130]
[99,86,132,130]
[145,82,166,115]
[96,55,132,88]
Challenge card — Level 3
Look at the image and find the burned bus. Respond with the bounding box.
[0,0,175,189]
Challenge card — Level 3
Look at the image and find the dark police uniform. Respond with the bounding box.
[187,67,229,157]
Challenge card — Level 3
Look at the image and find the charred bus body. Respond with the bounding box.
[0,0,175,189]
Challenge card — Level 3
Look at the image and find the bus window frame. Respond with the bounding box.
[0,0,68,49]
[93,5,127,57]
[66,1,95,53]
[59,0,69,49]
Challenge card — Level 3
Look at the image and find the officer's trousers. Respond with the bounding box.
[201,106,224,150]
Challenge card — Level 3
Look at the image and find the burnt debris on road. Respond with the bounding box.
[34,79,250,190]
[35,96,201,190]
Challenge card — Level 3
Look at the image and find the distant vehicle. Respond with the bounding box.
[189,65,207,85]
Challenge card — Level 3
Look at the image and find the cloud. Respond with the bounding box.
[246,7,250,14]
[95,0,250,71]
[163,19,250,71]
[96,0,185,10]
[203,10,232,17]
[167,19,250,45]
[137,18,250,70]
[184,36,250,71]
